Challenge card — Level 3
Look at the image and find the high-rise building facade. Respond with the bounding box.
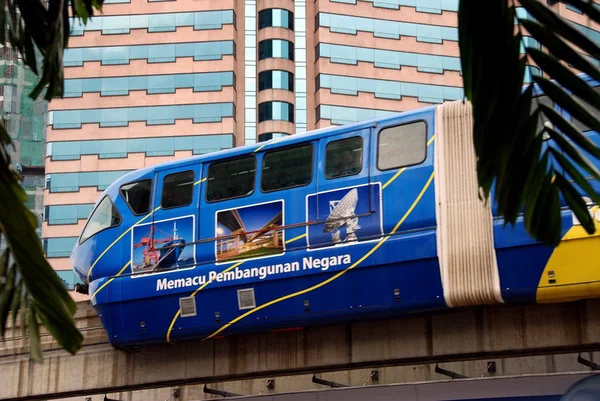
[42,0,599,298]
[0,44,47,257]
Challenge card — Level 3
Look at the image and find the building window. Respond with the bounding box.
[64,72,235,97]
[80,196,122,243]
[120,179,152,215]
[47,171,133,193]
[258,70,294,91]
[49,134,234,161]
[70,10,234,35]
[317,73,464,103]
[161,171,195,209]
[207,156,256,202]
[258,39,294,61]
[56,270,84,291]
[325,136,363,178]
[377,121,427,171]
[64,41,235,67]
[258,132,289,142]
[258,101,294,123]
[51,103,235,129]
[317,13,457,43]
[317,43,461,73]
[44,237,78,258]
[258,9,294,30]
[317,104,396,125]
[262,144,313,191]
[45,204,94,225]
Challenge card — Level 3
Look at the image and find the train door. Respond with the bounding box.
[200,153,259,265]
[130,163,201,277]
[308,127,375,249]
[369,112,435,236]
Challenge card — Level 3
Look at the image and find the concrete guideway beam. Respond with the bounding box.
[2,299,600,401]
[39,353,600,401]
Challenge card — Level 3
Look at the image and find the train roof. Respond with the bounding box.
[108,104,438,190]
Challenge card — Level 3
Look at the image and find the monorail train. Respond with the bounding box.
[71,95,600,348]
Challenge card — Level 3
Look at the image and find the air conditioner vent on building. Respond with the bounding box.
[237,288,256,310]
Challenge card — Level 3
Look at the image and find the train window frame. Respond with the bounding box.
[161,170,195,210]
[206,154,257,203]
[119,179,152,216]
[324,136,363,180]
[79,195,122,244]
[261,142,314,193]
[377,120,428,171]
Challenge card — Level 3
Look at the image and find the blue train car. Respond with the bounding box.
[71,95,600,348]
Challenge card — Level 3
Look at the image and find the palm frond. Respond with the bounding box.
[459,0,600,246]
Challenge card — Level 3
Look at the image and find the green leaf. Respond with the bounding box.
[545,126,600,182]
[458,0,600,246]
[533,76,600,137]
[28,305,42,362]
[523,152,550,232]
[20,292,27,339]
[22,27,37,75]
[555,173,595,234]
[0,0,6,45]
[520,0,600,59]
[520,19,600,83]
[10,279,22,332]
[0,263,15,336]
[527,48,600,112]
[550,147,600,206]
[0,248,8,281]
[539,104,600,159]
[566,0,600,25]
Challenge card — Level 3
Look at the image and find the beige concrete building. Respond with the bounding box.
[42,0,599,298]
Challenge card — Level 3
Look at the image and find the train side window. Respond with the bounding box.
[120,179,152,215]
[262,143,313,192]
[80,196,121,243]
[325,136,363,179]
[207,155,255,202]
[161,170,194,209]
[377,121,427,171]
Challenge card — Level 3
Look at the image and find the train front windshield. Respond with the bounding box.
[80,196,122,244]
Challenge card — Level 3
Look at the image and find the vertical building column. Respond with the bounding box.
[294,0,307,134]
[256,0,296,141]
[245,0,258,146]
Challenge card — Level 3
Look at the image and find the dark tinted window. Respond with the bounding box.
[161,170,194,209]
[80,196,121,243]
[258,132,289,142]
[258,101,294,123]
[258,70,294,91]
[262,144,313,191]
[378,121,427,170]
[120,179,152,215]
[258,8,294,30]
[258,39,294,61]
[326,136,363,178]
[207,156,256,202]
